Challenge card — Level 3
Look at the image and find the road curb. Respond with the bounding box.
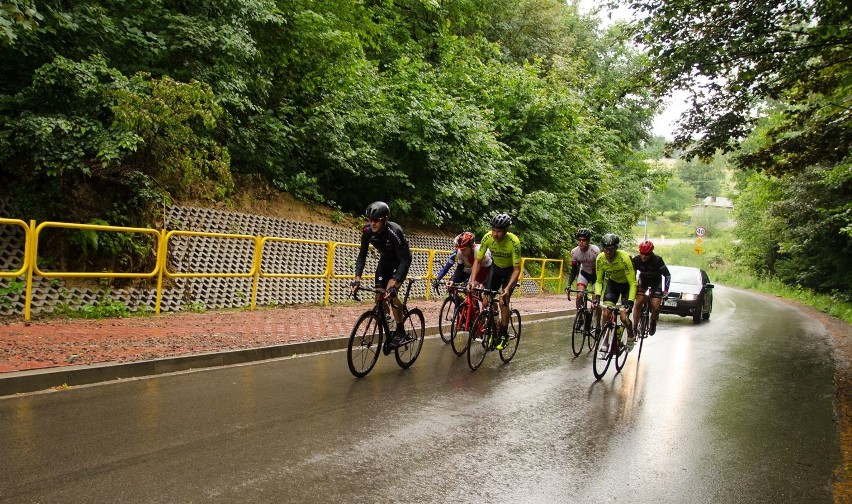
[0,310,571,397]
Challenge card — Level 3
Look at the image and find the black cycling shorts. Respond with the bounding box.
[603,279,630,305]
[374,256,403,289]
[637,277,664,296]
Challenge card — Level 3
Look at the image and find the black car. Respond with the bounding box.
[659,265,714,324]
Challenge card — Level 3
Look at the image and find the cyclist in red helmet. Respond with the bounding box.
[632,240,671,335]
[433,231,492,290]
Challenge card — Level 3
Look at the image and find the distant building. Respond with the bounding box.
[692,196,734,229]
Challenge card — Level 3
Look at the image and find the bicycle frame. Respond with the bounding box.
[592,303,631,380]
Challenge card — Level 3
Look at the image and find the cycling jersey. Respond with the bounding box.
[478,231,521,269]
[593,249,637,301]
[436,245,492,282]
[355,221,412,282]
[632,253,671,293]
[567,244,600,287]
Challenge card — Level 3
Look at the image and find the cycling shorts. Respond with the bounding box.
[603,279,630,306]
[374,256,404,289]
[637,277,664,296]
[577,270,596,287]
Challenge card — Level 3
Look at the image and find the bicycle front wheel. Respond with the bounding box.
[571,310,586,357]
[348,311,382,378]
[467,312,492,370]
[592,324,614,380]
[450,301,475,356]
[395,308,425,369]
[614,328,629,372]
[499,309,522,363]
[637,311,649,361]
[438,297,455,343]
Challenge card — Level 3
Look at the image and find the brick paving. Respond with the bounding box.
[0,293,571,373]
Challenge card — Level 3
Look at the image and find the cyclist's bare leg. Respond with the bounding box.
[575,283,587,310]
[633,292,647,332]
[649,294,662,326]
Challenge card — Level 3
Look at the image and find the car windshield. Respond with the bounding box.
[670,267,701,285]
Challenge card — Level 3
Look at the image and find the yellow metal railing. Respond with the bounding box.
[1,218,562,320]
[519,257,565,294]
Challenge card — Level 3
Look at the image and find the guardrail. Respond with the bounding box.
[0,218,562,320]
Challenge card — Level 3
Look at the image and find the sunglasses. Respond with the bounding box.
[577,238,589,242]
[368,218,384,223]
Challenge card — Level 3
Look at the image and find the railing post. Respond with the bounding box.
[250,235,262,311]
[324,242,336,306]
[24,220,35,321]
[155,229,166,314]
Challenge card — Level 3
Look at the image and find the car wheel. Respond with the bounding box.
[702,297,712,320]
[692,296,702,324]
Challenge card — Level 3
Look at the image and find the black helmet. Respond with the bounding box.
[490,213,512,229]
[575,228,592,239]
[365,201,390,220]
[601,233,620,249]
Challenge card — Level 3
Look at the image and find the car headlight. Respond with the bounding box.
[682,294,697,301]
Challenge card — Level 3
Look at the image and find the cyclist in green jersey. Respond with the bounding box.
[593,233,637,350]
[468,213,522,350]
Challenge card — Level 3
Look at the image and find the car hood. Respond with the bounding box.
[669,281,702,296]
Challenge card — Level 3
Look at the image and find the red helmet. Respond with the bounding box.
[638,241,654,255]
[454,231,475,249]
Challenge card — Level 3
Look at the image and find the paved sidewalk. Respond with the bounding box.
[0,293,572,396]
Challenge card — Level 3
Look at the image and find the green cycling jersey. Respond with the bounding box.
[593,249,637,301]
[478,231,521,269]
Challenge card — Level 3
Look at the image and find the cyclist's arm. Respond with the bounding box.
[660,262,671,293]
[567,261,579,288]
[354,229,370,278]
[435,251,457,281]
[390,228,411,282]
[624,254,638,302]
[593,255,605,298]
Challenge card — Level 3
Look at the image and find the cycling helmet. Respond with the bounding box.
[365,201,390,220]
[490,213,512,229]
[601,233,620,249]
[454,231,475,249]
[638,240,654,255]
[575,228,592,240]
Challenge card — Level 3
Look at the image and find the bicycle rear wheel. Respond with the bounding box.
[499,309,522,363]
[450,301,476,356]
[395,308,425,369]
[467,312,492,370]
[592,324,614,380]
[571,310,586,356]
[438,297,455,343]
[347,312,382,378]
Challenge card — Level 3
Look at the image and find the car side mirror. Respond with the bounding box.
[706,283,714,289]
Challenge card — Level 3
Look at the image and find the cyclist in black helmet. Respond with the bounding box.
[566,227,602,335]
[352,201,413,350]
[593,233,637,351]
[469,213,522,350]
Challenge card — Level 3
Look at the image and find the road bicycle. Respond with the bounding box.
[466,286,521,371]
[633,293,661,361]
[347,279,425,378]
[592,303,632,380]
[434,280,464,344]
[449,284,483,356]
[566,287,597,356]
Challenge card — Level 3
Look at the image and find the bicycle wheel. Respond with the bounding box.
[438,296,455,343]
[499,309,522,363]
[592,324,614,380]
[614,327,629,372]
[395,308,425,369]
[571,310,586,357]
[637,310,649,361]
[467,311,492,370]
[450,301,475,356]
[585,310,596,351]
[347,311,382,378]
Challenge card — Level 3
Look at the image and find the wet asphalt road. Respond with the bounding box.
[0,285,840,503]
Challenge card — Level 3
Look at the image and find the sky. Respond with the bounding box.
[577,0,689,140]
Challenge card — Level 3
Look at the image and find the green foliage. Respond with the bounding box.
[0,279,25,308]
[55,296,131,319]
[185,300,207,313]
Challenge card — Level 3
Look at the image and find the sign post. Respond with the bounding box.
[694,226,706,255]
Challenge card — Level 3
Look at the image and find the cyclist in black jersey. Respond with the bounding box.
[352,201,413,348]
[631,240,671,335]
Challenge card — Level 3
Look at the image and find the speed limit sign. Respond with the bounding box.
[695,226,707,237]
